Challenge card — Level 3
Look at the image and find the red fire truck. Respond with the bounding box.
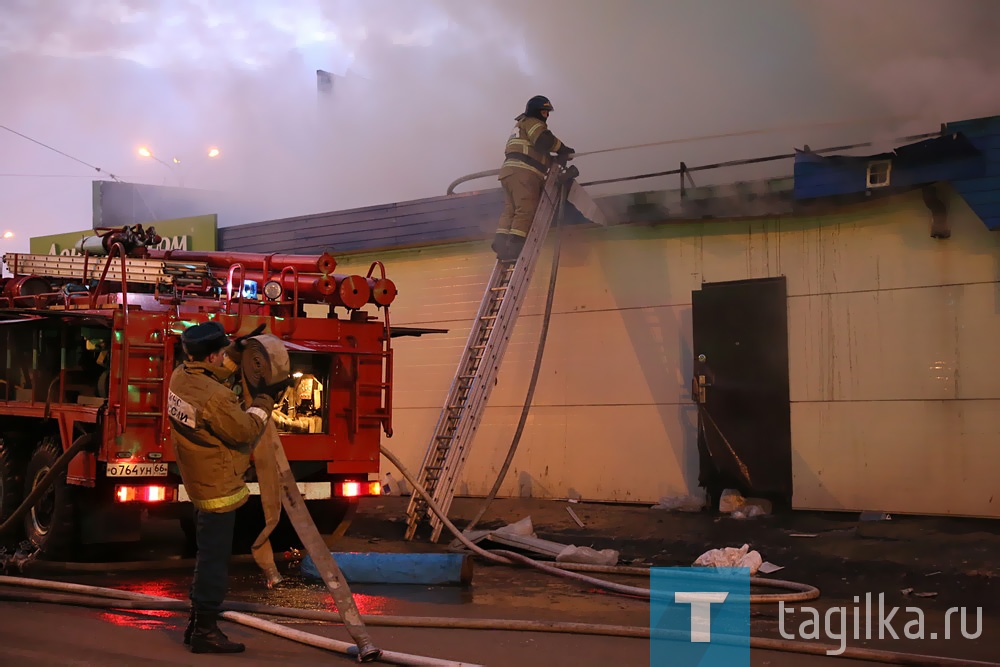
[0,224,403,557]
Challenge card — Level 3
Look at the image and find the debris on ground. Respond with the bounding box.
[458,516,620,565]
[693,544,763,575]
[719,489,746,513]
[495,516,536,537]
[758,561,785,575]
[555,545,619,566]
[650,494,705,512]
[565,506,586,528]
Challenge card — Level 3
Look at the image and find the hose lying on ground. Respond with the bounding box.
[9,552,298,574]
[1,582,995,667]
[0,576,476,667]
[380,444,819,604]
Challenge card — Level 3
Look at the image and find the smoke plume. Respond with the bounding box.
[0,0,996,250]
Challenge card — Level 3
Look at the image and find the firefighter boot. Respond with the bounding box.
[491,232,507,259]
[183,608,196,645]
[501,235,525,261]
[189,611,245,654]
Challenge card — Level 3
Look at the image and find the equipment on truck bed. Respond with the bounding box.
[0,224,404,557]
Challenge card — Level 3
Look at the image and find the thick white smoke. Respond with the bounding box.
[0,0,996,251]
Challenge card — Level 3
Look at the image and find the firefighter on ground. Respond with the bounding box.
[168,321,284,654]
[492,95,575,261]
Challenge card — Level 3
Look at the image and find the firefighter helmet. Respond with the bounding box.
[181,320,230,357]
[525,95,554,115]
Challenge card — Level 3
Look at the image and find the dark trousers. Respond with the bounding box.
[189,508,236,614]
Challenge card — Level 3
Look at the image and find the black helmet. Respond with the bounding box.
[525,95,554,115]
[181,320,229,357]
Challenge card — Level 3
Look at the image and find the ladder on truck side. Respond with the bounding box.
[405,165,568,542]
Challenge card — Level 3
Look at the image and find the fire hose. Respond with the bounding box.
[0,567,994,666]
[239,333,382,662]
[0,302,988,666]
[0,433,989,665]
[0,581,995,667]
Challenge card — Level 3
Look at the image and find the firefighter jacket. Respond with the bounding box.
[499,113,565,180]
[167,360,273,513]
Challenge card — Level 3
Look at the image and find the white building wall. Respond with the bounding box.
[330,187,1000,517]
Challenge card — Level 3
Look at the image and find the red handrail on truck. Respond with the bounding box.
[0,225,399,556]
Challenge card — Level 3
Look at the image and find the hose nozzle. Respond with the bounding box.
[355,642,382,662]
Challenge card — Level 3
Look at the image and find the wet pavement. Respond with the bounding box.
[1,496,998,666]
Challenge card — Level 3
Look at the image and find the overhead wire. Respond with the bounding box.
[0,174,103,178]
[0,124,124,182]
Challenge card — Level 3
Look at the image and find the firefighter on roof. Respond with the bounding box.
[492,95,574,261]
[168,321,283,654]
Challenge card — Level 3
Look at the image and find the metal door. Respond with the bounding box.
[691,276,792,507]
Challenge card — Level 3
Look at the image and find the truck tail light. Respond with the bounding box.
[336,481,381,498]
[116,485,171,503]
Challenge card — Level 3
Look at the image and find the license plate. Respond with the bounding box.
[106,462,168,477]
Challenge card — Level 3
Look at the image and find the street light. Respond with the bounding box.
[137,146,221,186]
[137,146,179,184]
[3,231,13,239]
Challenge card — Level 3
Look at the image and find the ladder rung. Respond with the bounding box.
[129,343,164,350]
[408,168,563,540]
[127,378,163,384]
[129,412,161,418]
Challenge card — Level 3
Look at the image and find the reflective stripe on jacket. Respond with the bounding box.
[498,114,564,180]
[168,361,273,513]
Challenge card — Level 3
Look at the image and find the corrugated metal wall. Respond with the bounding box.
[328,186,1000,517]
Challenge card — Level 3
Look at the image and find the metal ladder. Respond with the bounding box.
[405,165,567,542]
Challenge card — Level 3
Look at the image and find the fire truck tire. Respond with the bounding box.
[0,440,26,542]
[23,438,77,557]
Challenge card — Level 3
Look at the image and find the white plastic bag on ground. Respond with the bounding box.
[555,545,620,566]
[718,489,746,513]
[693,544,762,575]
[495,516,536,538]
[651,494,705,512]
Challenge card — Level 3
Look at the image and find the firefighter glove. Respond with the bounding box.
[253,377,292,402]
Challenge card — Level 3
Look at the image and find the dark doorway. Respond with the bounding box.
[691,276,792,509]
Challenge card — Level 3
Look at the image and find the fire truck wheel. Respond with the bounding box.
[23,438,77,557]
[0,440,25,543]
